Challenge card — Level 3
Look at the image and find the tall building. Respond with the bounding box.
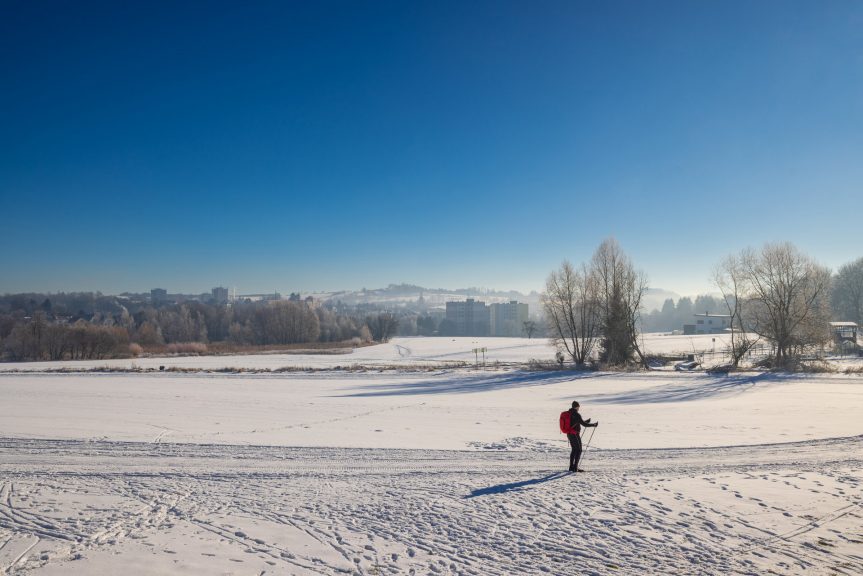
[212,286,229,304]
[445,299,490,336]
[490,301,529,337]
[150,288,167,303]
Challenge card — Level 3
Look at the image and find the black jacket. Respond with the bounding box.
[568,409,594,434]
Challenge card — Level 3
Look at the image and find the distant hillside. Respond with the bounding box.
[642,288,681,313]
[312,284,542,310]
[313,284,692,315]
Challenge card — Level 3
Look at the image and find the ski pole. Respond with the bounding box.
[580,425,597,466]
[585,425,597,451]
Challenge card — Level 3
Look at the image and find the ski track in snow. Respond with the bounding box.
[0,436,861,575]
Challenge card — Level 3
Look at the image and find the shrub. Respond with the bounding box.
[166,342,208,355]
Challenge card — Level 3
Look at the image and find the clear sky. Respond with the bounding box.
[2,1,861,297]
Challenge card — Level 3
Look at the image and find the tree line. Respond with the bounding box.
[0,297,403,362]
[641,294,728,333]
[2,249,859,365]
[545,239,861,369]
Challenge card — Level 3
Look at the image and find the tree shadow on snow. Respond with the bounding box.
[464,471,570,499]
[580,372,802,405]
[334,370,609,398]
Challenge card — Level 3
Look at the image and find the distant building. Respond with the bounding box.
[830,322,859,346]
[237,292,282,302]
[445,299,490,336]
[212,286,229,304]
[683,311,730,335]
[490,301,529,337]
[150,288,168,303]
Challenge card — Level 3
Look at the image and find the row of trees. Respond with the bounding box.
[714,243,832,367]
[641,294,727,333]
[638,259,860,336]
[543,238,646,368]
[3,315,130,361]
[0,299,403,361]
[546,239,855,369]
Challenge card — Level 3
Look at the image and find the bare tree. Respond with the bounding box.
[522,320,538,339]
[831,257,863,325]
[253,301,320,345]
[358,324,373,343]
[713,254,759,367]
[365,313,399,343]
[542,260,600,367]
[133,321,164,346]
[738,243,832,365]
[591,238,647,367]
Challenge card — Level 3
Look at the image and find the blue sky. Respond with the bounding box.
[2,1,861,297]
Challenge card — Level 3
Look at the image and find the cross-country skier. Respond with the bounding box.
[561,401,598,472]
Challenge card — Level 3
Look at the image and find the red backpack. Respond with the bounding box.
[559,411,572,434]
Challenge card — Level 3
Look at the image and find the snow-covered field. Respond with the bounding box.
[0,334,736,372]
[1,337,861,575]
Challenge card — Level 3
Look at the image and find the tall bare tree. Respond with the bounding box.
[542,260,600,366]
[713,254,759,367]
[591,238,647,367]
[738,243,831,364]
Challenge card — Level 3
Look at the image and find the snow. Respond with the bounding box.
[1,337,861,575]
[0,334,733,372]
[1,370,861,450]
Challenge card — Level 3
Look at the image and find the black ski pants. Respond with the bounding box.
[567,433,582,471]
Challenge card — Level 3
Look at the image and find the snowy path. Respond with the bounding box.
[1,436,861,575]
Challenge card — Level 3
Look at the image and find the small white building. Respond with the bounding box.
[684,311,731,335]
[830,322,858,343]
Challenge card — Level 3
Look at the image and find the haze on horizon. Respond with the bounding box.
[2,2,861,298]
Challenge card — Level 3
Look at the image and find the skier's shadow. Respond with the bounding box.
[464,471,569,499]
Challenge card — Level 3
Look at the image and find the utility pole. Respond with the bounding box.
[472,347,487,368]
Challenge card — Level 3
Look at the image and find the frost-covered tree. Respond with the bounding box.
[543,239,646,368]
[253,301,320,345]
[736,243,832,364]
[675,297,693,328]
[831,257,863,325]
[542,260,599,366]
[592,238,647,367]
[713,254,758,367]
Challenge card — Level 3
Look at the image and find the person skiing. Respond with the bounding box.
[561,401,598,472]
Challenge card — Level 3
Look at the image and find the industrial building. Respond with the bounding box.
[490,301,529,337]
[445,299,491,336]
[445,299,529,337]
